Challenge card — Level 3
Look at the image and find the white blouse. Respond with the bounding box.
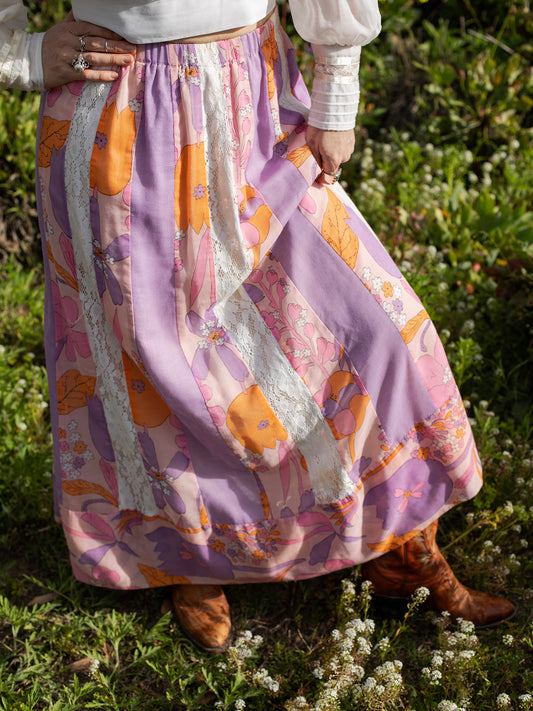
[0,0,380,129]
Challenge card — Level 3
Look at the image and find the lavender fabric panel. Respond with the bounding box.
[130,45,264,523]
[271,208,436,444]
[36,94,63,518]
[240,36,310,225]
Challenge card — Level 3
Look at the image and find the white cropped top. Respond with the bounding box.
[0,0,381,129]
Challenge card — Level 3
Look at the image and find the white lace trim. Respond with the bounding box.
[64,82,157,515]
[198,42,353,504]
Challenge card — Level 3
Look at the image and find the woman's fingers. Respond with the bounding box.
[306,126,355,185]
[42,18,136,88]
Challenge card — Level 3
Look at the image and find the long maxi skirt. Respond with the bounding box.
[36,13,481,589]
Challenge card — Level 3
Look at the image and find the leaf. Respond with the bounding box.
[57,369,96,414]
[46,242,78,293]
[138,564,190,587]
[400,309,430,344]
[38,116,70,167]
[321,190,359,269]
[287,145,312,168]
[62,479,118,506]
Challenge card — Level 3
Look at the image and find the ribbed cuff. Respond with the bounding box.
[28,32,45,91]
[0,29,45,91]
[308,45,361,131]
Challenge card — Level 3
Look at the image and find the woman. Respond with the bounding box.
[1,0,514,654]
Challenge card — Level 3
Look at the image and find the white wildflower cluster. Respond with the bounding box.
[252,668,279,693]
[287,613,403,711]
[413,586,431,604]
[519,693,533,710]
[421,618,478,697]
[88,658,100,677]
[227,630,264,666]
[438,701,468,711]
[497,693,512,708]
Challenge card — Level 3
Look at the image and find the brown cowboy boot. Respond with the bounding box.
[361,520,516,628]
[171,584,234,653]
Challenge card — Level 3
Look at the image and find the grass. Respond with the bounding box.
[0,0,532,708]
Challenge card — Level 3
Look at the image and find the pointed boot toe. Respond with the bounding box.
[171,584,234,653]
[362,521,516,629]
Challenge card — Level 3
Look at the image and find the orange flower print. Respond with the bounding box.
[226,384,288,454]
[209,539,225,553]
[382,281,393,298]
[73,441,88,454]
[417,447,431,461]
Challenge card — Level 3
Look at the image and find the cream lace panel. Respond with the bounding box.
[197,43,253,304]
[219,288,354,504]
[65,82,158,515]
[198,44,353,504]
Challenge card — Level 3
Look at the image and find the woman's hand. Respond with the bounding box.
[306,125,355,185]
[42,11,136,89]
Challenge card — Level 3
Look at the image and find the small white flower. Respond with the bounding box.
[497,693,511,708]
[414,586,430,603]
[519,693,533,709]
[502,634,514,646]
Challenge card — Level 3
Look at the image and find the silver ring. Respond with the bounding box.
[322,168,342,183]
[79,34,87,51]
[72,53,90,72]
[105,39,109,53]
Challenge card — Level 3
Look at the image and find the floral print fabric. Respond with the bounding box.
[36,16,481,589]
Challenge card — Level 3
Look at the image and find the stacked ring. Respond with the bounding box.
[72,34,90,72]
[72,53,90,72]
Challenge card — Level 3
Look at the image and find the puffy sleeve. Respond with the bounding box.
[0,0,45,90]
[288,0,381,130]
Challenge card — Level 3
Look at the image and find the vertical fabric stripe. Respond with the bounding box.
[129,45,266,523]
[64,81,157,515]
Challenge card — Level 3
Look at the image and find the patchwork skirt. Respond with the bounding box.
[36,13,482,589]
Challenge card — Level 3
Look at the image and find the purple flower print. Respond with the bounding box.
[193,184,206,199]
[186,304,249,382]
[52,282,91,362]
[77,511,136,568]
[131,379,145,393]
[138,431,189,514]
[94,132,107,149]
[90,195,130,305]
[363,458,453,536]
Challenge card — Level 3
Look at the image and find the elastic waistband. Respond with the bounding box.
[173,7,276,44]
